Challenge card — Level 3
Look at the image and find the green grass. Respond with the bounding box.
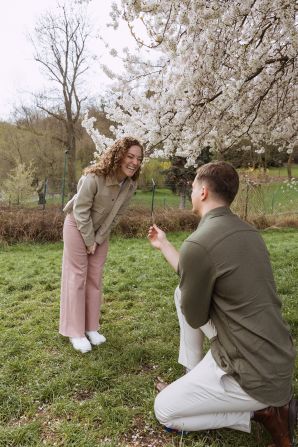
[132,181,298,217]
[234,164,298,215]
[233,180,298,216]
[267,165,298,178]
[131,188,192,210]
[0,230,297,446]
[262,180,298,214]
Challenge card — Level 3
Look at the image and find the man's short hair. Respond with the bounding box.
[196,161,239,205]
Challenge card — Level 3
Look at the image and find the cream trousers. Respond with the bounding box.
[154,287,266,433]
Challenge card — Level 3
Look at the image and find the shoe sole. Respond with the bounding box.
[85,334,106,346]
[86,338,106,346]
[89,341,106,346]
[70,341,92,353]
[72,347,92,353]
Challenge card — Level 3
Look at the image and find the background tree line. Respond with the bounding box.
[1,105,296,207]
[0,107,112,205]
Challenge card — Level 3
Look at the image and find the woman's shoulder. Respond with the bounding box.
[83,172,105,183]
[76,173,105,194]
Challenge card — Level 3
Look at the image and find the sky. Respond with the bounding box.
[0,0,139,121]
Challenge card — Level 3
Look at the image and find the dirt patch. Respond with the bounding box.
[72,389,94,401]
[121,416,173,447]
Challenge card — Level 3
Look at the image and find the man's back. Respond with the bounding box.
[178,206,296,406]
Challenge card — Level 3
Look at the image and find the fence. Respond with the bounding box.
[0,176,297,221]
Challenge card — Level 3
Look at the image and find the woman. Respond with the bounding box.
[59,137,143,353]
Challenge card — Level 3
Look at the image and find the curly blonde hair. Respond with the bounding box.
[84,137,143,181]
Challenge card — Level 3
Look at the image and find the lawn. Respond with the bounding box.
[261,180,298,214]
[268,165,298,178]
[131,188,192,210]
[0,230,297,447]
[232,179,298,218]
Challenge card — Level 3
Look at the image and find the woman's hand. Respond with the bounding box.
[86,242,97,255]
[148,224,167,250]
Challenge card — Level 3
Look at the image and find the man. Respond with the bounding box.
[148,161,297,447]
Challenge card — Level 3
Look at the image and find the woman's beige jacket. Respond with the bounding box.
[63,173,136,246]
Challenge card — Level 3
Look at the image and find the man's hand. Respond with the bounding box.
[86,242,97,255]
[148,224,167,250]
[148,224,179,272]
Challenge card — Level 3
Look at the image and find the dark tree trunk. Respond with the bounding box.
[67,125,77,197]
[179,191,187,209]
[287,153,293,180]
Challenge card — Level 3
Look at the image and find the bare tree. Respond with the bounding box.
[31,1,91,195]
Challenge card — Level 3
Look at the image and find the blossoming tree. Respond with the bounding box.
[83,0,297,166]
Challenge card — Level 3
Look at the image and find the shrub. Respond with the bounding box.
[0,206,64,244]
[114,206,198,238]
[0,206,198,244]
[0,205,297,244]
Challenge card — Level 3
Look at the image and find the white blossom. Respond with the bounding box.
[81,112,114,157]
[83,0,298,164]
[255,148,266,155]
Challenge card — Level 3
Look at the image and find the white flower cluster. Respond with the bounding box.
[85,0,298,165]
[255,147,266,155]
[81,112,114,158]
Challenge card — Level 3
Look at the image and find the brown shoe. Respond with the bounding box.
[154,376,169,393]
[252,398,298,447]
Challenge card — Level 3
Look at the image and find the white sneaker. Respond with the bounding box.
[85,331,106,346]
[70,336,92,353]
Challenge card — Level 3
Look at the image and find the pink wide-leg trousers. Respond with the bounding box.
[59,213,109,337]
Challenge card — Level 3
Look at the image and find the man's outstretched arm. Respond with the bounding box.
[148,224,179,272]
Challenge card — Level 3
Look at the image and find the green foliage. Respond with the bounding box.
[0,231,297,446]
[1,163,36,205]
[0,116,66,195]
[223,141,288,169]
[164,157,197,195]
[138,158,171,190]
[163,150,212,197]
[0,108,115,197]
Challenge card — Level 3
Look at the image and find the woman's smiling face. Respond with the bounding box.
[117,145,143,181]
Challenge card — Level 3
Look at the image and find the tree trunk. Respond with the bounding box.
[287,153,293,180]
[67,124,77,197]
[263,152,268,176]
[179,191,186,209]
[36,180,46,205]
[249,148,257,170]
[216,150,224,160]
